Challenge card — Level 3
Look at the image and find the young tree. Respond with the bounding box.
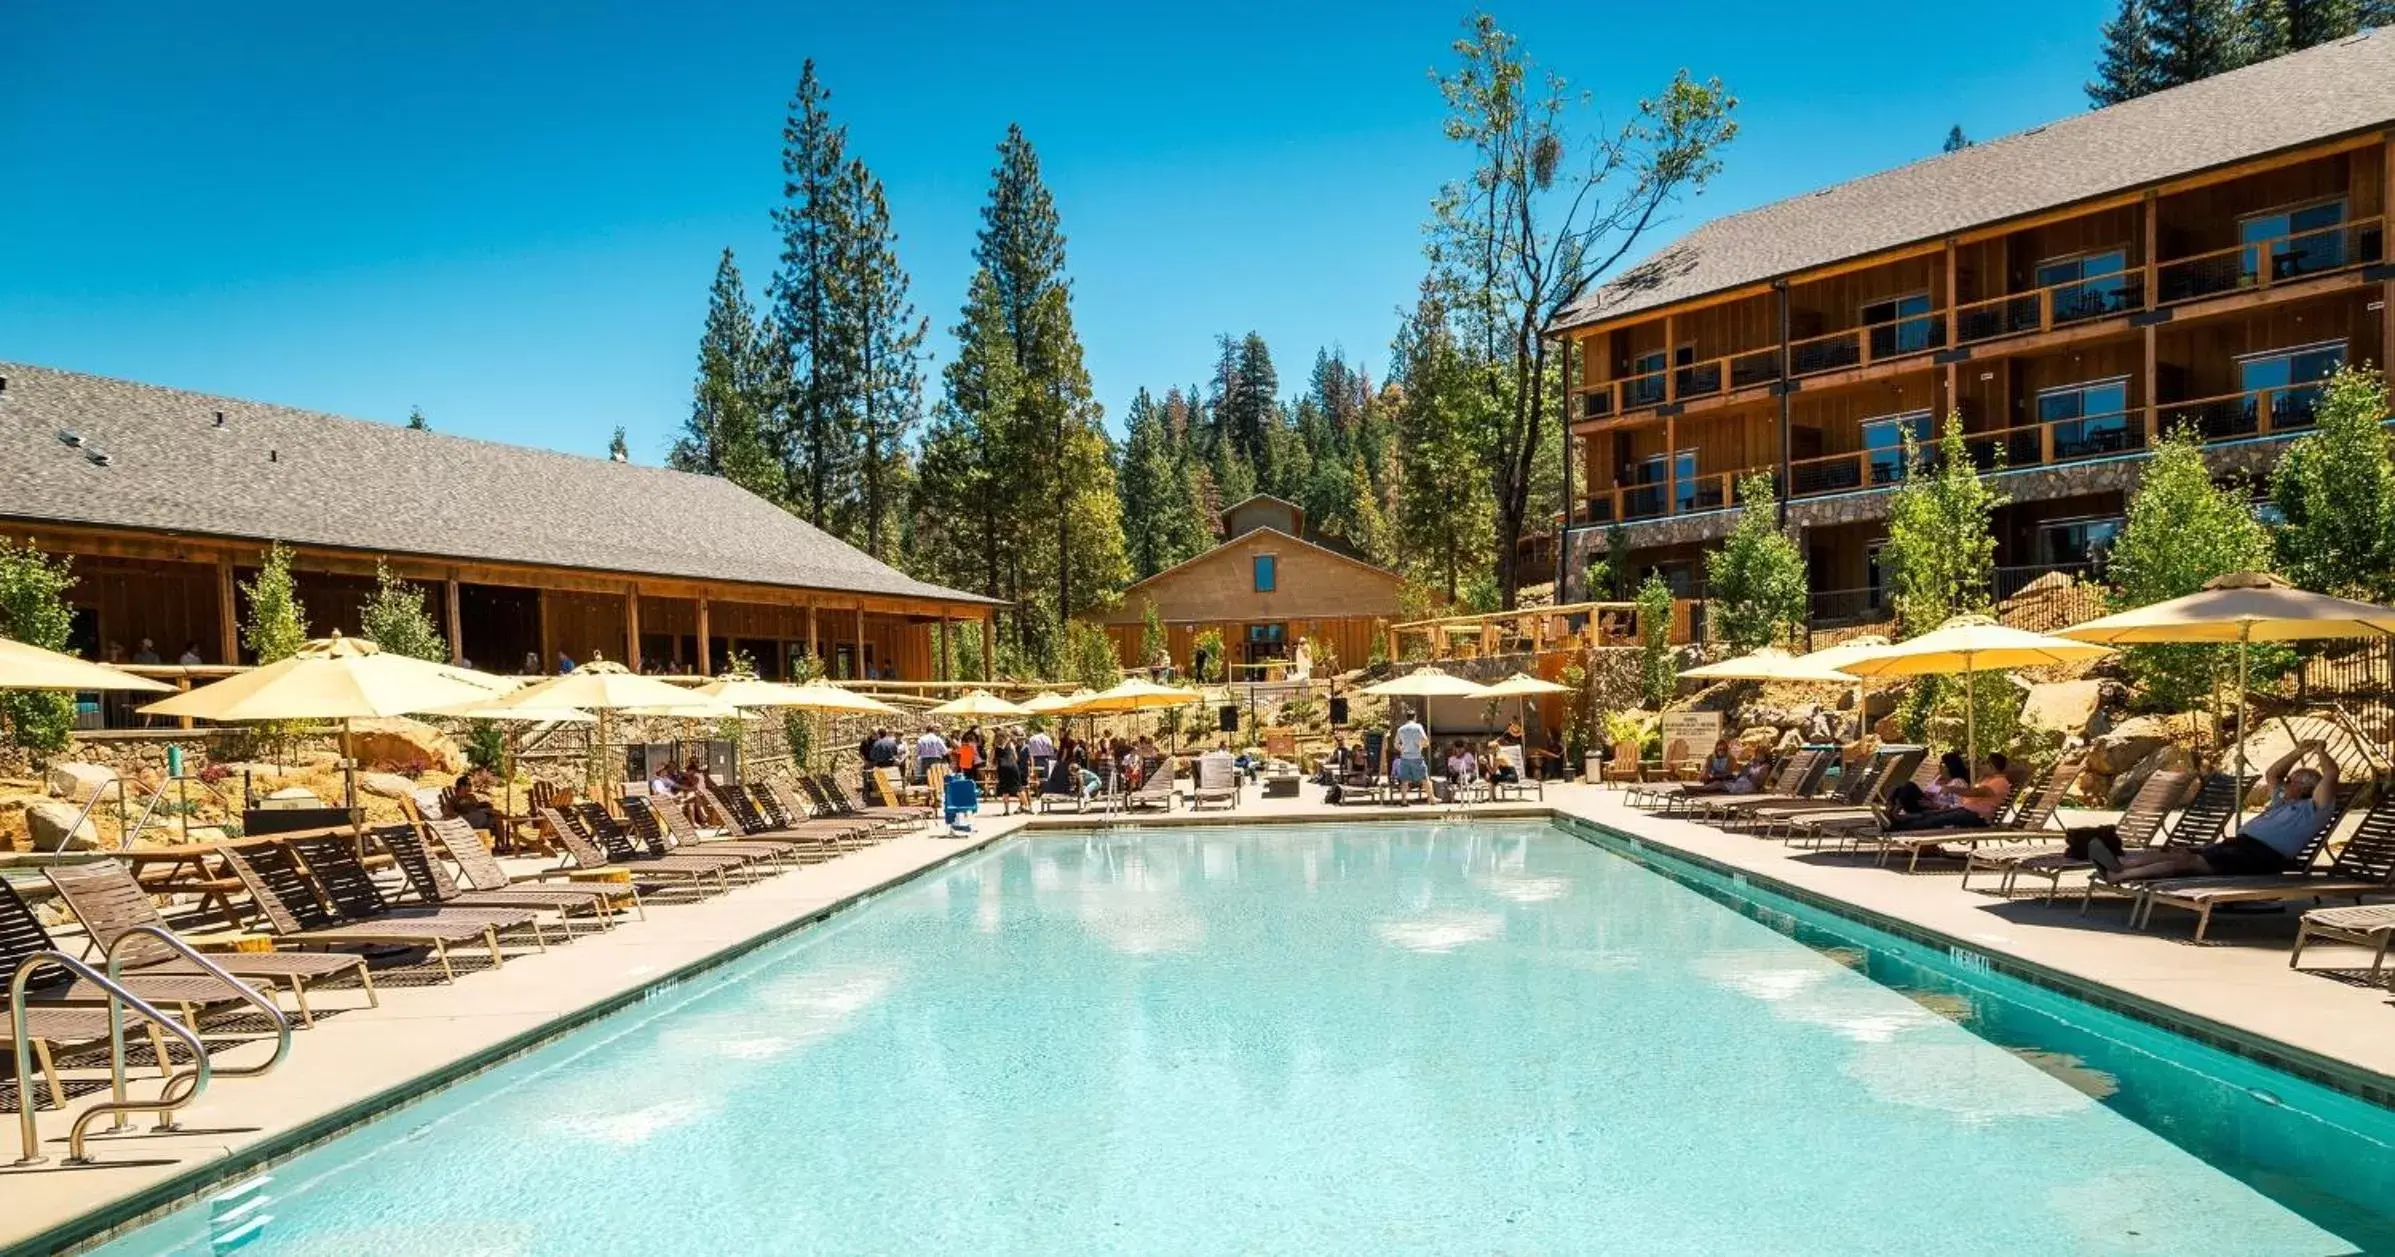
[1140,600,1168,669]
[405,406,430,432]
[1390,282,1497,605]
[1880,413,2003,637]
[2089,0,2166,104]
[670,249,781,499]
[0,540,77,753]
[1635,574,1676,707]
[769,60,858,535]
[841,158,928,564]
[1337,453,1396,567]
[2109,425,2282,709]
[1704,474,1809,652]
[608,427,630,462]
[360,561,447,662]
[1941,125,1974,152]
[2270,366,2395,600]
[241,542,309,665]
[1427,13,1735,609]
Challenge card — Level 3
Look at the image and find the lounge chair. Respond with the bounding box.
[384,820,623,932]
[43,861,377,1027]
[2129,791,2394,940]
[642,793,822,863]
[1123,760,1178,812]
[1332,732,1386,805]
[1634,749,1798,813]
[297,832,551,949]
[2079,779,2352,918]
[2290,902,2395,974]
[0,876,272,1030]
[1491,743,1543,801]
[221,841,511,983]
[429,814,644,920]
[1780,750,1952,838]
[753,782,875,849]
[1961,769,2202,899]
[811,769,928,825]
[1190,752,1241,811]
[568,802,765,877]
[1751,750,1924,842]
[1700,748,1882,831]
[1676,749,1836,823]
[536,806,741,896]
[1847,753,2093,872]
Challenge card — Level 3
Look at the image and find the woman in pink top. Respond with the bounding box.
[1887,752,2011,831]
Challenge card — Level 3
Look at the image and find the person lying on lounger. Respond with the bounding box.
[2088,741,2337,881]
[1887,753,2011,831]
[1683,754,1772,796]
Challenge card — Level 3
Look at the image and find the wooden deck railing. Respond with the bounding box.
[1952,273,2144,345]
[1575,465,1773,525]
[2155,216,2383,305]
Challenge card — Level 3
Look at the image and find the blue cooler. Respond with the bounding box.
[943,773,980,831]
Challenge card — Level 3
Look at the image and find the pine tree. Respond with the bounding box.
[670,249,780,499]
[2241,0,2293,60]
[1390,282,1496,605]
[914,269,1021,609]
[1211,332,1281,486]
[2149,0,2245,85]
[1340,453,1395,566]
[360,561,446,662]
[2089,0,2166,104]
[405,406,430,432]
[2283,0,2364,47]
[1942,125,1973,152]
[769,61,858,535]
[608,427,629,462]
[841,158,926,564]
[1118,389,1175,578]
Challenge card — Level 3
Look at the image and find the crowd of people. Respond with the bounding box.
[1314,711,1563,804]
[856,723,1170,810]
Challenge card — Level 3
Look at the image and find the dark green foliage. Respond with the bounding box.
[241,542,309,665]
[1392,282,1497,605]
[2090,0,2166,104]
[1942,125,1973,152]
[2109,426,2285,710]
[2270,367,2395,600]
[1882,413,2001,637]
[405,406,430,432]
[1636,574,1676,707]
[670,248,782,498]
[464,721,506,773]
[608,427,629,461]
[0,540,77,753]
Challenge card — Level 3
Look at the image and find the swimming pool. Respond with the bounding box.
[93,820,2395,1255]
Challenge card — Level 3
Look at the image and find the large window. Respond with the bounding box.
[1861,292,1936,357]
[1861,411,1932,486]
[1635,448,1700,513]
[2238,340,2347,430]
[2035,248,2132,322]
[1245,622,1287,663]
[1625,349,1669,407]
[2035,378,2135,460]
[2240,199,2346,283]
[2036,516,2124,571]
[1252,554,1277,592]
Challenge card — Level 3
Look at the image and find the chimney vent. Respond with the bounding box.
[268,449,278,463]
[85,448,112,467]
[0,376,9,398]
[57,428,84,448]
[213,411,226,428]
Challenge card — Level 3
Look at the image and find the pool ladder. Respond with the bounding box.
[10,925,292,1166]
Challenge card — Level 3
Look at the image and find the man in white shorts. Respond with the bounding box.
[1390,710,1432,805]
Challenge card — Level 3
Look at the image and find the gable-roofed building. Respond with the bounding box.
[1550,29,2395,623]
[1089,494,1405,678]
[0,363,996,683]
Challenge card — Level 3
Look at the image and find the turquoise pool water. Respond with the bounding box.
[95,821,2395,1255]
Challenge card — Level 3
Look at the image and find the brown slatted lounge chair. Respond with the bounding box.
[664,793,842,860]
[759,781,878,847]
[570,803,760,878]
[384,820,622,932]
[793,772,904,830]
[2130,791,2395,940]
[303,832,550,947]
[622,795,803,866]
[2082,780,2356,919]
[1851,753,2094,873]
[1962,769,2200,899]
[219,842,508,983]
[1652,750,1813,816]
[726,782,868,847]
[1682,750,1838,824]
[43,861,376,1027]
[538,807,738,895]
[1707,748,1895,834]
[1124,761,1178,812]
[2291,902,2395,974]
[0,877,266,1033]
[1786,751,1957,840]
[429,815,645,922]
[1768,749,1931,844]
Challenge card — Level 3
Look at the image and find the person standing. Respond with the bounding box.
[1390,708,1431,805]
[914,724,949,786]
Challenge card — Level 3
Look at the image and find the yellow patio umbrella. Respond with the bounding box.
[0,636,173,692]
[477,660,704,793]
[1677,648,1857,684]
[1794,635,1892,740]
[2058,571,2395,800]
[1359,666,1492,698]
[775,680,903,716]
[1834,615,2113,767]
[1062,678,1204,715]
[691,677,826,709]
[928,689,1031,719]
[1479,670,1573,741]
[1021,689,1095,715]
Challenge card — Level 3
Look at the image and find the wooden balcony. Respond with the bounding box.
[1575,465,1772,525]
[2154,216,2383,306]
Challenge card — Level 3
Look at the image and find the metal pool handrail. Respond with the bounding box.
[88,924,292,1149]
[10,950,210,1167]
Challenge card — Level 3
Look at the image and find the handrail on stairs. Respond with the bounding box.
[9,950,210,1167]
[87,925,291,1149]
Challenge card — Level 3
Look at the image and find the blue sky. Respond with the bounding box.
[3,0,2110,461]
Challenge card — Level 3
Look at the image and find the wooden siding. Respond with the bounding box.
[1093,530,1403,673]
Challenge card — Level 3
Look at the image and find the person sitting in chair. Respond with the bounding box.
[1887,753,2012,831]
[2090,741,2338,881]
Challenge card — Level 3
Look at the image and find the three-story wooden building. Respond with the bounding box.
[1550,31,2394,624]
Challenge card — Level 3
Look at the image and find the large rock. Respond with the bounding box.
[347,717,462,773]
[25,800,101,851]
[2019,680,2105,739]
[46,761,119,803]
[2085,714,2178,776]
[358,772,422,802]
[1736,726,1779,758]
[2106,743,2195,808]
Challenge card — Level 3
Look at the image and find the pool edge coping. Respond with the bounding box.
[9,829,1015,1257]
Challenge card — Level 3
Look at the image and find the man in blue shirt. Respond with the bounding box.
[2090,740,2338,880]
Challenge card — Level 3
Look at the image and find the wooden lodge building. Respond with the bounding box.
[1092,495,1405,678]
[1551,29,2395,624]
[0,364,997,683]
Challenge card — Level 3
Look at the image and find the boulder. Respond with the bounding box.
[2019,680,2105,739]
[347,718,462,773]
[2085,715,2175,777]
[358,772,422,801]
[25,800,100,851]
[46,761,119,803]
[2107,744,2195,808]
[1736,726,1779,756]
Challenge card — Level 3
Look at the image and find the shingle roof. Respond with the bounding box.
[0,362,995,606]
[1551,28,2395,333]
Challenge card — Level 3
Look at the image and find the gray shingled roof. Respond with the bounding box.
[1552,28,2395,332]
[0,362,995,606]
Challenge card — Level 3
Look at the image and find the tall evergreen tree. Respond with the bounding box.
[769,60,858,535]
[1390,282,1497,605]
[669,248,780,499]
[2241,0,2293,60]
[1941,125,1973,152]
[1118,389,1177,579]
[608,427,629,462]
[1211,332,1281,487]
[2089,0,2166,104]
[841,158,927,564]
[2149,0,2245,85]
[2284,0,2365,46]
[405,406,430,432]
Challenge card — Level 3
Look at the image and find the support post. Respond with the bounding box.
[215,554,239,665]
[443,576,464,666]
[2143,323,2160,445]
[1774,281,1792,527]
[624,585,641,673]
[2142,189,2160,310]
[806,600,819,671]
[694,596,711,677]
[938,615,952,685]
[855,604,867,681]
[1556,333,1573,598]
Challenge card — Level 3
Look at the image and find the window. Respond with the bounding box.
[1635,449,1700,513]
[2035,378,2134,460]
[1861,292,1936,357]
[1245,622,1287,663]
[2035,249,2132,321]
[2036,516,2124,571]
[1861,411,1931,486]
[1252,554,1277,592]
[2240,199,2346,282]
[1625,349,1670,407]
[1865,542,1886,611]
[2238,340,2347,429]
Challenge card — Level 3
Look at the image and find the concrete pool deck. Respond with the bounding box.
[8,782,2395,1253]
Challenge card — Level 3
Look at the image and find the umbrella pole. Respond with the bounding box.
[2236,624,2252,824]
[343,717,360,838]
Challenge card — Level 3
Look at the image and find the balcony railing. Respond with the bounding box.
[1784,408,2151,500]
[1577,465,1772,525]
[1953,273,2145,345]
[2155,216,2384,305]
[2154,383,2331,441]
